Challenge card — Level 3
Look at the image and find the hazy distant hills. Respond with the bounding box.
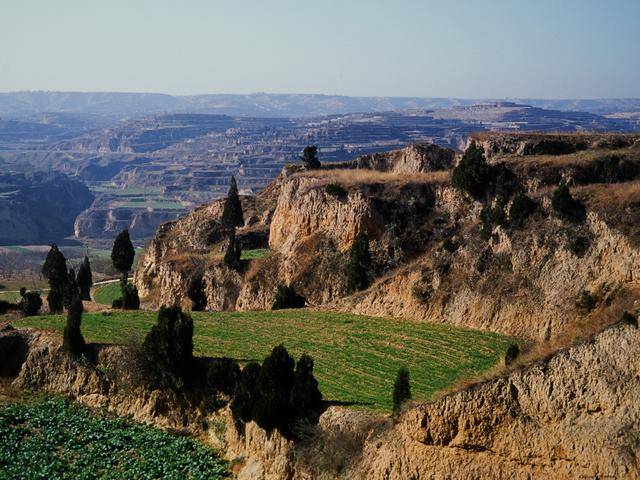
[1,91,639,119]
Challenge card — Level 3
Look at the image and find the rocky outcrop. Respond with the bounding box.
[347,143,455,173]
[0,171,94,245]
[74,207,184,240]
[2,320,638,479]
[473,132,640,159]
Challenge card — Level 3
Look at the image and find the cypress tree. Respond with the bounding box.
[111,229,135,285]
[188,274,207,311]
[346,230,372,293]
[63,295,85,357]
[223,229,242,270]
[63,268,80,309]
[111,229,138,309]
[290,354,323,426]
[392,367,411,415]
[76,256,93,301]
[231,362,262,424]
[221,176,244,231]
[253,345,296,432]
[42,244,68,314]
[300,145,321,169]
[143,306,194,389]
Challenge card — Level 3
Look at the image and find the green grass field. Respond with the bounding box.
[92,282,122,305]
[0,397,227,479]
[240,248,270,260]
[14,310,516,411]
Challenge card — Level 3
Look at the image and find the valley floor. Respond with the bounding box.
[13,310,516,411]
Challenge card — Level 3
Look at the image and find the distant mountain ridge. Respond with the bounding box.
[1,91,639,119]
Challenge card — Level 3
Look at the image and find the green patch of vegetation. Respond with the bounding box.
[14,311,516,411]
[240,248,270,260]
[118,200,184,210]
[90,185,164,197]
[0,397,227,479]
[92,282,122,306]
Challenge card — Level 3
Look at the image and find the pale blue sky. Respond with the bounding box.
[1,0,638,98]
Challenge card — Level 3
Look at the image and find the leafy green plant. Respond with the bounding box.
[0,398,227,479]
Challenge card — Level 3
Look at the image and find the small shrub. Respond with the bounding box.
[115,282,140,310]
[504,344,519,366]
[575,290,597,314]
[325,183,347,198]
[451,142,492,200]
[300,145,321,169]
[19,290,42,317]
[565,229,591,257]
[272,284,306,310]
[552,184,586,222]
[143,306,194,389]
[586,155,639,184]
[392,367,411,415]
[0,300,17,315]
[509,192,537,228]
[208,357,241,396]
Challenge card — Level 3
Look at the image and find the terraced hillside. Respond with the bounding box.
[13,310,515,411]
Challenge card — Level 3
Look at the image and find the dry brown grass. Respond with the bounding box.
[499,147,629,168]
[473,131,640,141]
[294,168,450,188]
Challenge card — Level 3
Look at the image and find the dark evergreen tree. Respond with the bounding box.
[300,145,321,169]
[42,244,68,314]
[62,295,85,357]
[392,367,411,415]
[111,230,138,309]
[143,306,194,389]
[451,142,492,200]
[221,176,244,231]
[223,229,242,270]
[509,192,537,228]
[290,354,323,426]
[253,345,296,432]
[188,274,207,311]
[208,357,241,395]
[346,231,372,293]
[19,289,42,317]
[111,229,135,285]
[63,268,80,309]
[504,344,520,366]
[271,284,306,310]
[231,362,262,424]
[551,183,586,222]
[76,256,93,301]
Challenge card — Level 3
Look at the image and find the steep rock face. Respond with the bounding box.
[340,193,640,340]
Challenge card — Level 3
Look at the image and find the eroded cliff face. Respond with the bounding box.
[2,320,638,479]
[135,136,640,341]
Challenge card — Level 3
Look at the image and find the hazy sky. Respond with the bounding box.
[1,0,639,98]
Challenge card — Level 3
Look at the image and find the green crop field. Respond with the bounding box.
[0,397,227,479]
[14,310,516,411]
[92,282,122,306]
